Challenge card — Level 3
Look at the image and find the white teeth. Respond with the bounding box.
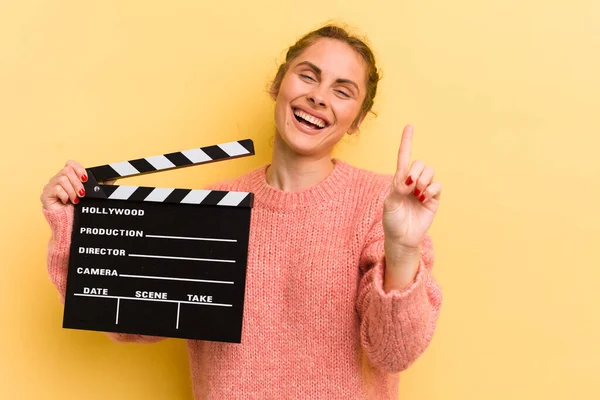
[293,109,327,128]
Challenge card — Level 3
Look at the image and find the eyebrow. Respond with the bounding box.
[296,61,360,95]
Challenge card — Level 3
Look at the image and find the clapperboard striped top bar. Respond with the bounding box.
[89,139,254,181]
[84,139,255,208]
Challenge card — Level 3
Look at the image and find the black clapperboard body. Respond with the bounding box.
[63,139,254,343]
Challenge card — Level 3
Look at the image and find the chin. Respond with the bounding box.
[278,129,337,158]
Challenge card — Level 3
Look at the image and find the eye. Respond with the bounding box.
[335,89,351,98]
[300,74,315,82]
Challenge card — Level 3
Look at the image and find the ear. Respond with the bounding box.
[269,82,278,101]
[270,73,284,101]
[347,112,367,135]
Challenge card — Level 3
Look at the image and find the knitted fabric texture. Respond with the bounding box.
[43,158,443,400]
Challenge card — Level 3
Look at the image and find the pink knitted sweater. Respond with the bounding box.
[43,158,442,400]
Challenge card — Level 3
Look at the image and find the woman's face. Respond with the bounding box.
[272,38,367,158]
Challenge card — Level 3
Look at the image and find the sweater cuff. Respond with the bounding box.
[42,206,74,303]
[42,205,74,236]
[371,254,428,312]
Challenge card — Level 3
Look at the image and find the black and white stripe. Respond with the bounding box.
[97,185,253,207]
[88,139,254,182]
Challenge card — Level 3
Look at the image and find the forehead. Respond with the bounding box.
[292,38,367,85]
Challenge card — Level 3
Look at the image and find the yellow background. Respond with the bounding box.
[1,1,598,399]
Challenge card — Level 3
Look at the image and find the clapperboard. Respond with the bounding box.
[63,139,254,343]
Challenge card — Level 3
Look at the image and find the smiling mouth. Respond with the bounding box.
[292,108,328,130]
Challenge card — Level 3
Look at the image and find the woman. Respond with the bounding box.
[41,24,443,399]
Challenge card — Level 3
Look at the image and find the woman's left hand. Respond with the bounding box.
[382,125,442,249]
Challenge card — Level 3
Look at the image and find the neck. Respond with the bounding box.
[266,134,335,191]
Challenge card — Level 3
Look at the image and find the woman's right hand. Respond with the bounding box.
[40,160,90,212]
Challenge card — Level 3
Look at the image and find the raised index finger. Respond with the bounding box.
[396,125,414,176]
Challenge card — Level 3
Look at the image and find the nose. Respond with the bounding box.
[307,88,327,108]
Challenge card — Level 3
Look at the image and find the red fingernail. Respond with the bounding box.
[405,176,413,185]
[419,194,425,202]
[81,174,87,182]
[73,197,79,204]
[414,188,421,197]
[79,188,85,196]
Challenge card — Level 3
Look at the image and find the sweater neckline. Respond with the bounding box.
[249,158,353,211]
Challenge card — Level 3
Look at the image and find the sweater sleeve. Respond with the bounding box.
[355,190,443,373]
[42,205,165,344]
